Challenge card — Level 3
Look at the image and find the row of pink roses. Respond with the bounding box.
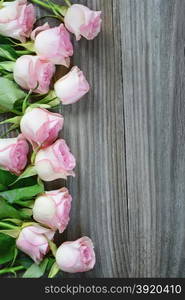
[0,0,101,43]
[0,0,102,275]
[0,108,75,178]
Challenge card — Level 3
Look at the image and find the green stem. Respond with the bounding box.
[16,50,33,55]
[31,146,40,164]
[0,222,17,229]
[22,89,32,113]
[31,0,67,17]
[0,266,25,275]
[11,109,23,116]
[31,0,51,10]
[64,0,71,7]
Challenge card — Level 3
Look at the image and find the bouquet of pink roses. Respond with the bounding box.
[0,0,101,278]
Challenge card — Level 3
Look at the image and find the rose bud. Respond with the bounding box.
[35,139,76,181]
[33,188,72,233]
[34,24,73,67]
[0,0,35,42]
[20,108,64,148]
[0,135,29,175]
[54,66,90,105]
[64,4,102,41]
[30,22,50,40]
[56,237,96,273]
[16,225,55,264]
[13,55,55,94]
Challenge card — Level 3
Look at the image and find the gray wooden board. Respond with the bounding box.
[1,0,185,277]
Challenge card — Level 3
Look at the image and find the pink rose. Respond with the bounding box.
[20,108,64,148]
[56,237,96,273]
[33,188,72,233]
[0,135,29,175]
[35,139,76,181]
[16,225,55,264]
[30,22,50,40]
[13,55,55,94]
[54,66,90,105]
[0,0,35,42]
[64,4,102,41]
[34,24,73,67]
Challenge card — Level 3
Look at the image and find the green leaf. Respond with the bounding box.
[0,45,18,61]
[2,73,14,80]
[0,61,15,72]
[40,258,49,274]
[17,254,33,269]
[29,103,51,109]
[37,177,44,189]
[0,35,13,45]
[22,263,43,278]
[0,198,21,219]
[2,218,22,225]
[22,259,49,278]
[15,200,35,208]
[19,208,33,219]
[48,262,60,278]
[0,183,6,191]
[35,90,57,104]
[0,229,20,238]
[0,233,16,264]
[0,169,17,189]
[20,41,35,52]
[0,78,26,113]
[21,221,38,229]
[48,240,57,257]
[48,98,60,108]
[0,184,44,204]
[9,166,37,185]
[10,175,38,189]
[46,257,55,272]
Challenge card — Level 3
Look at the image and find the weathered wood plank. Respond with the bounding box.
[120,0,185,277]
[36,0,129,278]
[2,0,185,278]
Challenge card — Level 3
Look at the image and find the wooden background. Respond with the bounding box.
[2,0,185,278]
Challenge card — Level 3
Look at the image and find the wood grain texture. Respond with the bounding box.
[36,0,129,278]
[121,0,185,277]
[1,0,185,278]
